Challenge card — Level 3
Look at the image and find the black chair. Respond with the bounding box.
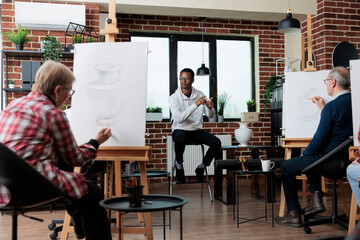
[169,141,213,202]
[0,143,70,240]
[301,137,353,234]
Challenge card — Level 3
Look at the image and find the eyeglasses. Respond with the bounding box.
[179,77,193,81]
[323,78,331,85]
[63,87,75,97]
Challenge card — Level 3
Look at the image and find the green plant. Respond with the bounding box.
[72,34,83,44]
[2,23,32,46]
[42,35,63,62]
[146,107,163,113]
[217,92,230,116]
[247,99,256,112]
[263,76,278,110]
[86,36,96,43]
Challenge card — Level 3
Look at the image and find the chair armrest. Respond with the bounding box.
[301,137,353,174]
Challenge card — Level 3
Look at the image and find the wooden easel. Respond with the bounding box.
[348,146,359,234]
[303,13,317,72]
[278,138,349,218]
[61,147,153,240]
[61,1,153,239]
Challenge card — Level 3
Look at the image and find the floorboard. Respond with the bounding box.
[0,178,351,239]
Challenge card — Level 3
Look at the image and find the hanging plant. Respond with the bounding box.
[263,76,278,111]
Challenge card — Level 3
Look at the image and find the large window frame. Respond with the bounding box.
[130,32,255,121]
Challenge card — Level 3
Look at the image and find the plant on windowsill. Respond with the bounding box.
[217,92,230,123]
[2,23,33,50]
[146,107,163,122]
[8,80,15,89]
[42,35,63,63]
[247,99,256,112]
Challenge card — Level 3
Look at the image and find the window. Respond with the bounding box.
[131,36,170,119]
[130,33,254,120]
[217,39,252,117]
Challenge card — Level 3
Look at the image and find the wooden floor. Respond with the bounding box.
[0,178,352,240]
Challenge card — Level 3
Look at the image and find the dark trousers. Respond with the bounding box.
[66,180,112,240]
[280,154,324,211]
[172,129,221,166]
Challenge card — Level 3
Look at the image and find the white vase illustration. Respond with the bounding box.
[235,122,253,146]
[87,63,130,124]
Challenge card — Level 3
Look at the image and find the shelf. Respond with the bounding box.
[3,88,31,92]
[2,50,73,58]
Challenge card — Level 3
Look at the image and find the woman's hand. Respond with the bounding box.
[94,125,112,145]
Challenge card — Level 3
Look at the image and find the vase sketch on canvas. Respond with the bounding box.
[297,88,322,121]
[87,63,131,124]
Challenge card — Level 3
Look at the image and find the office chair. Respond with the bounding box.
[301,137,353,234]
[0,142,71,240]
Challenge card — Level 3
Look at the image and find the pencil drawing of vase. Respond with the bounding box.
[87,63,130,124]
[298,88,320,121]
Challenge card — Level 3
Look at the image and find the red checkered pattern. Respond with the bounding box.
[0,92,97,206]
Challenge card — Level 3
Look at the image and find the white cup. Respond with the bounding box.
[261,160,275,172]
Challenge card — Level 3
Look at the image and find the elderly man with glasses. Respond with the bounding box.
[169,68,221,184]
[275,66,352,227]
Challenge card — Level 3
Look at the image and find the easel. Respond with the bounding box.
[278,138,349,218]
[348,146,359,234]
[303,13,317,72]
[61,1,153,239]
[61,147,154,240]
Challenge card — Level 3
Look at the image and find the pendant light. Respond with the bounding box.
[277,0,301,33]
[196,17,210,76]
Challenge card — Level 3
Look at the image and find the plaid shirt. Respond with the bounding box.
[0,92,97,206]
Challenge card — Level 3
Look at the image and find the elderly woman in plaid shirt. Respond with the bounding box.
[0,61,112,240]
[347,126,360,208]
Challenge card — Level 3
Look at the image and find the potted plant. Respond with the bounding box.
[72,34,83,44]
[8,80,15,89]
[146,107,163,122]
[42,35,63,62]
[86,36,96,43]
[217,92,230,123]
[2,23,32,50]
[247,99,256,112]
[263,76,278,111]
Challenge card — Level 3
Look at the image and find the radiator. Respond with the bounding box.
[166,135,232,176]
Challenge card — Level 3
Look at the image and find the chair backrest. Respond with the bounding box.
[302,138,353,179]
[0,143,69,210]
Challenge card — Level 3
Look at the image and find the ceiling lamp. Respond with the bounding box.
[277,0,301,33]
[196,17,210,76]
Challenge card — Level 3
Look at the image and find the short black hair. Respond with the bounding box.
[180,68,194,79]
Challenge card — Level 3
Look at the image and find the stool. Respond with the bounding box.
[169,141,213,202]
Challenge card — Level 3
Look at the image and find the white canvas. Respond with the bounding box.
[350,60,360,146]
[282,70,331,138]
[70,42,148,146]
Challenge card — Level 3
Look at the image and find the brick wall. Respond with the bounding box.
[304,0,360,70]
[1,0,100,101]
[1,2,284,183]
[115,14,282,181]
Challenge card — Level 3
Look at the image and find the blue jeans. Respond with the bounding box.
[280,154,324,211]
[347,164,360,208]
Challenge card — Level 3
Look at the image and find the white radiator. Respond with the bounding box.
[166,135,232,176]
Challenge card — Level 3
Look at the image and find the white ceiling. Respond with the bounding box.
[51,0,316,22]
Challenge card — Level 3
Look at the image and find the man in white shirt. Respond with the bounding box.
[169,68,221,183]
